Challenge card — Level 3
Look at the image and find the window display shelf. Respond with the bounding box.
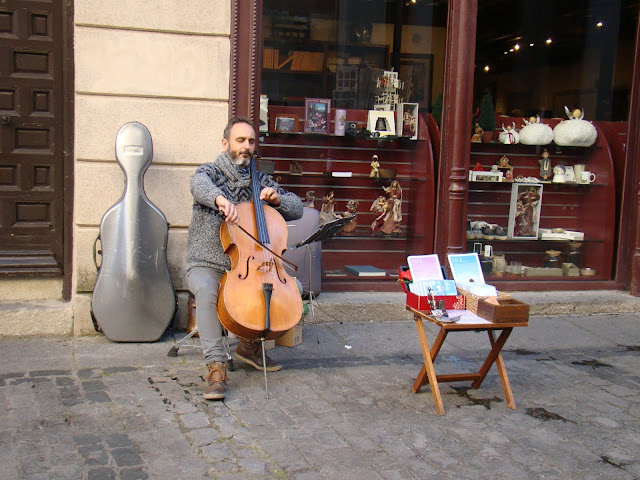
[260,108,436,292]
[467,117,616,286]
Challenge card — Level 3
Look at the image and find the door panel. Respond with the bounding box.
[0,0,63,275]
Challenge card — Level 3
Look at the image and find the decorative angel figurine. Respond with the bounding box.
[498,122,520,144]
[370,180,403,235]
[471,123,484,143]
[520,115,554,145]
[553,107,597,147]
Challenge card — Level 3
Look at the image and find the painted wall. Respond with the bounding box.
[72,0,231,334]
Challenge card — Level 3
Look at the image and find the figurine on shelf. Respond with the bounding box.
[402,110,417,137]
[369,155,380,178]
[552,164,566,183]
[370,196,387,234]
[505,168,514,182]
[471,123,484,143]
[553,107,597,147]
[539,150,552,181]
[340,199,359,234]
[320,191,339,225]
[520,115,554,145]
[370,180,403,235]
[473,162,484,171]
[497,155,514,181]
[303,190,316,208]
[498,122,520,144]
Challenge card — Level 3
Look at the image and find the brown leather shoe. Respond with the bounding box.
[203,361,227,400]
[235,339,282,372]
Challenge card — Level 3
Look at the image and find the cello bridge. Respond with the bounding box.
[256,259,276,272]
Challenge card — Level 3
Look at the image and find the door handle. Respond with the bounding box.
[0,115,11,126]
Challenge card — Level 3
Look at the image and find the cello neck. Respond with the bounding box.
[250,156,270,245]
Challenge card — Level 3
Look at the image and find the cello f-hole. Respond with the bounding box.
[238,255,254,279]
[273,262,287,284]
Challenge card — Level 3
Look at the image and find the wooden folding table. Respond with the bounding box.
[408,306,529,415]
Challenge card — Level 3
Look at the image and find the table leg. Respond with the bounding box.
[413,327,447,391]
[471,328,512,389]
[412,315,445,415]
[487,330,516,409]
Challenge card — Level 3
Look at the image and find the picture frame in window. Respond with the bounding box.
[367,110,395,137]
[304,98,331,134]
[396,102,419,139]
[507,183,544,240]
[272,114,299,133]
[398,54,433,110]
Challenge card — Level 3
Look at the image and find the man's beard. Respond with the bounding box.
[228,147,251,167]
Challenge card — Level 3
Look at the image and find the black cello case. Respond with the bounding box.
[91,122,176,342]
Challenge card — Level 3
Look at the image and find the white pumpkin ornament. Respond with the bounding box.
[552,107,597,147]
[519,115,554,145]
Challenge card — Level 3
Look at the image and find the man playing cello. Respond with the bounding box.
[186,116,303,400]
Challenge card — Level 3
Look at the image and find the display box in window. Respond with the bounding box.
[507,183,543,239]
[469,170,503,182]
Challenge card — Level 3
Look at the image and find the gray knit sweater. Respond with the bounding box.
[186,151,303,274]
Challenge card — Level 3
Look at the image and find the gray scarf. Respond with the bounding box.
[214,151,252,188]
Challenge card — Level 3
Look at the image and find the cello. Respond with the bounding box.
[217,155,302,342]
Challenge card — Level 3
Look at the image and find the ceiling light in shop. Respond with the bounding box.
[546,38,552,44]
[484,65,490,72]
[597,22,603,28]
[514,44,520,51]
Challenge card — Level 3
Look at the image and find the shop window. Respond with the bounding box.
[258,0,448,291]
[466,1,638,288]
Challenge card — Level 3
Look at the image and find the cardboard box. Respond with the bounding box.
[275,324,302,347]
[476,298,529,323]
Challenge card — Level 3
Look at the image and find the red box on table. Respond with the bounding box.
[399,267,465,312]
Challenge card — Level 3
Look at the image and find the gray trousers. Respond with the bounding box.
[186,267,227,364]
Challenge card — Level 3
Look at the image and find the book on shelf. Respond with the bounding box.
[344,265,387,277]
[324,269,347,277]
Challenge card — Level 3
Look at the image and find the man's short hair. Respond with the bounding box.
[223,116,253,140]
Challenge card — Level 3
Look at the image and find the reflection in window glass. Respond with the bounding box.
[474,1,638,121]
[261,0,447,115]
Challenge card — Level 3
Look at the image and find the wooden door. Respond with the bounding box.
[0,0,64,275]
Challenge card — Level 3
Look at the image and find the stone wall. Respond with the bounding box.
[73,0,231,334]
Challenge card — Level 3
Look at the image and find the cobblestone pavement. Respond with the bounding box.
[1,313,640,479]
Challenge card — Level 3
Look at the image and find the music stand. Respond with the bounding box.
[289,215,355,320]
